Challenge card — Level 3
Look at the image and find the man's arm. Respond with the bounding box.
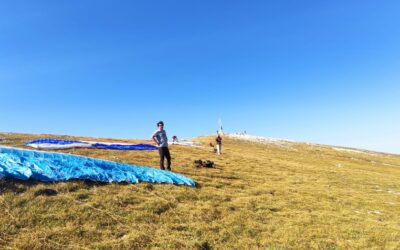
[151,132,159,145]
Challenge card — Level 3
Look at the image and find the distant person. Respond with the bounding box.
[209,142,217,153]
[151,121,171,171]
[172,135,178,144]
[216,133,222,155]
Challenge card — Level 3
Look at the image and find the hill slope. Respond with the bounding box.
[1,132,400,249]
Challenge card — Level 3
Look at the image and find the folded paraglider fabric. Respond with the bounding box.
[26,138,158,150]
[0,146,195,187]
[26,138,92,149]
[91,143,157,150]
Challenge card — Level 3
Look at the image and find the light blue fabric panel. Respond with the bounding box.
[0,146,195,187]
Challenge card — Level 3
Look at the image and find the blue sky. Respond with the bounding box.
[0,1,399,154]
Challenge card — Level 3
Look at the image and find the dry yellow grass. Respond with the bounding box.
[1,132,400,249]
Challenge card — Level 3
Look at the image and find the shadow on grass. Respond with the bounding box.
[0,178,110,195]
[0,178,32,194]
[0,178,199,196]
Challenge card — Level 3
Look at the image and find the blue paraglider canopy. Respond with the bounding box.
[26,138,158,150]
[0,146,195,187]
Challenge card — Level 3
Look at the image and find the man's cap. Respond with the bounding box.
[157,121,164,126]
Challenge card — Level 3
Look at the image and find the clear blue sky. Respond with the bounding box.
[0,1,399,154]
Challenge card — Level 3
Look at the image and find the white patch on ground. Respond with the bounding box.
[332,147,367,154]
[225,132,390,156]
[387,190,400,195]
[373,185,384,192]
[383,163,400,167]
[226,133,297,150]
[368,210,382,215]
[168,141,202,147]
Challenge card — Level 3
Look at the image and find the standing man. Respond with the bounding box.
[152,121,171,171]
[216,133,222,155]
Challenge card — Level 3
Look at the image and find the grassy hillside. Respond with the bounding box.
[1,132,400,249]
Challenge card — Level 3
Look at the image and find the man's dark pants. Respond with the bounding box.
[159,147,171,170]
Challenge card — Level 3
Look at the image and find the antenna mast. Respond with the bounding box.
[218,118,224,135]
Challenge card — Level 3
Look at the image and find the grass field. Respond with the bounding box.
[1,132,400,249]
